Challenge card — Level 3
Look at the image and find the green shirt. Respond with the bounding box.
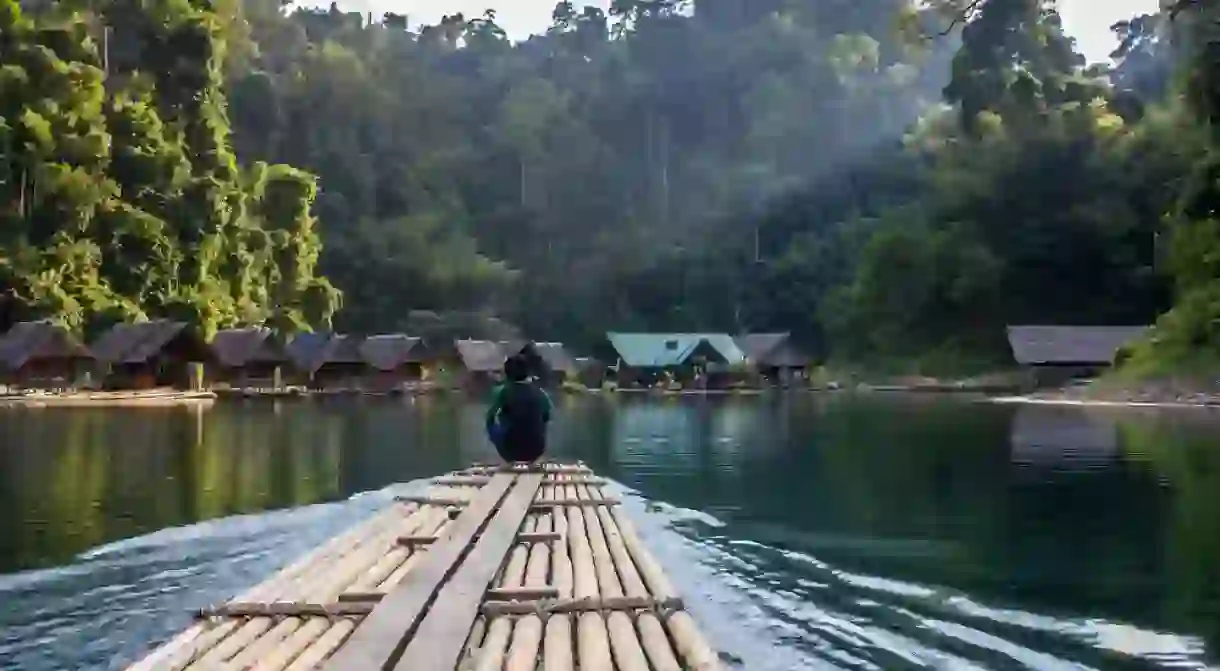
[486,381,553,430]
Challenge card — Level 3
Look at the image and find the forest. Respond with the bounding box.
[1,0,1218,374]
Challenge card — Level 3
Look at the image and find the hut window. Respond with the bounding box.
[664,339,678,350]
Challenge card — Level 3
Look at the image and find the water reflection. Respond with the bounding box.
[2,397,1220,670]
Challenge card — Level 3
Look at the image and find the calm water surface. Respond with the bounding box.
[2,395,1220,670]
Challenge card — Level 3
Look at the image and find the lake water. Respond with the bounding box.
[2,394,1220,670]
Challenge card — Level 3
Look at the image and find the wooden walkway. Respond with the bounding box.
[125,462,721,670]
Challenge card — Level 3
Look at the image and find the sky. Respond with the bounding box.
[311,0,1160,64]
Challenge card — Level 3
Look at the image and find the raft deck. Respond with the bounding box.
[126,462,721,670]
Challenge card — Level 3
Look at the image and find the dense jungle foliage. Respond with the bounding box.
[1,0,1217,372]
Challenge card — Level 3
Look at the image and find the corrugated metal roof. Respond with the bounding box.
[606,333,745,368]
[0,321,92,370]
[1006,325,1149,365]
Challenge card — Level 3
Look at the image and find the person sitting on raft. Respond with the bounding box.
[486,353,553,464]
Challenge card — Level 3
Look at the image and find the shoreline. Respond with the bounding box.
[989,394,1220,410]
[0,389,217,409]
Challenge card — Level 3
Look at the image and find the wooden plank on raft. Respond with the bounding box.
[392,473,545,671]
[320,473,517,671]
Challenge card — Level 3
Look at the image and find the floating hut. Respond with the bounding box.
[359,335,430,391]
[125,462,721,670]
[501,341,578,386]
[735,332,810,386]
[455,339,507,389]
[603,333,745,389]
[91,320,212,390]
[211,327,288,388]
[1006,325,1149,387]
[0,321,93,391]
[286,333,367,390]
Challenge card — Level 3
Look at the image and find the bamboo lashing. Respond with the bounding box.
[532,497,621,509]
[480,596,686,615]
[393,495,469,507]
[487,586,560,600]
[196,602,375,618]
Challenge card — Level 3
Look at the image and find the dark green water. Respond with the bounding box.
[2,395,1220,670]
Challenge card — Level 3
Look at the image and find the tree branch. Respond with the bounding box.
[938,0,987,37]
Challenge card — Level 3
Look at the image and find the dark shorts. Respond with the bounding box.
[488,422,545,463]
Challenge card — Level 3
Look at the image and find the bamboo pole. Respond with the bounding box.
[472,617,513,671]
[458,616,486,669]
[577,611,613,671]
[225,617,302,669]
[474,511,531,670]
[543,614,574,671]
[638,613,682,671]
[610,507,677,599]
[131,464,722,671]
[128,505,409,671]
[568,482,613,670]
[378,510,449,591]
[349,507,447,593]
[504,512,551,670]
[481,596,683,616]
[668,611,723,670]
[157,619,243,670]
[251,618,330,671]
[540,475,573,671]
[608,612,650,671]
[581,481,651,671]
[596,502,682,671]
[505,615,543,671]
[282,618,357,671]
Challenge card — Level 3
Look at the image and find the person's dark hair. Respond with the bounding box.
[504,354,528,382]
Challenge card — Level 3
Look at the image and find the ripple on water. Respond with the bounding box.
[614,488,1215,671]
[0,486,396,671]
[0,478,1212,671]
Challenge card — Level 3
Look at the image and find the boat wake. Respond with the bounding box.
[614,490,1212,670]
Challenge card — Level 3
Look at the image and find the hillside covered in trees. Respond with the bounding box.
[2,0,1219,374]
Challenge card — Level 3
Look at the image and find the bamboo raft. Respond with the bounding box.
[125,461,721,670]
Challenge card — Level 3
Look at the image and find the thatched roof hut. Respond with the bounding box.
[0,321,92,371]
[211,327,287,369]
[359,335,427,371]
[1006,326,1149,366]
[285,333,365,375]
[455,339,507,373]
[528,342,577,375]
[91,320,210,365]
[735,332,810,369]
